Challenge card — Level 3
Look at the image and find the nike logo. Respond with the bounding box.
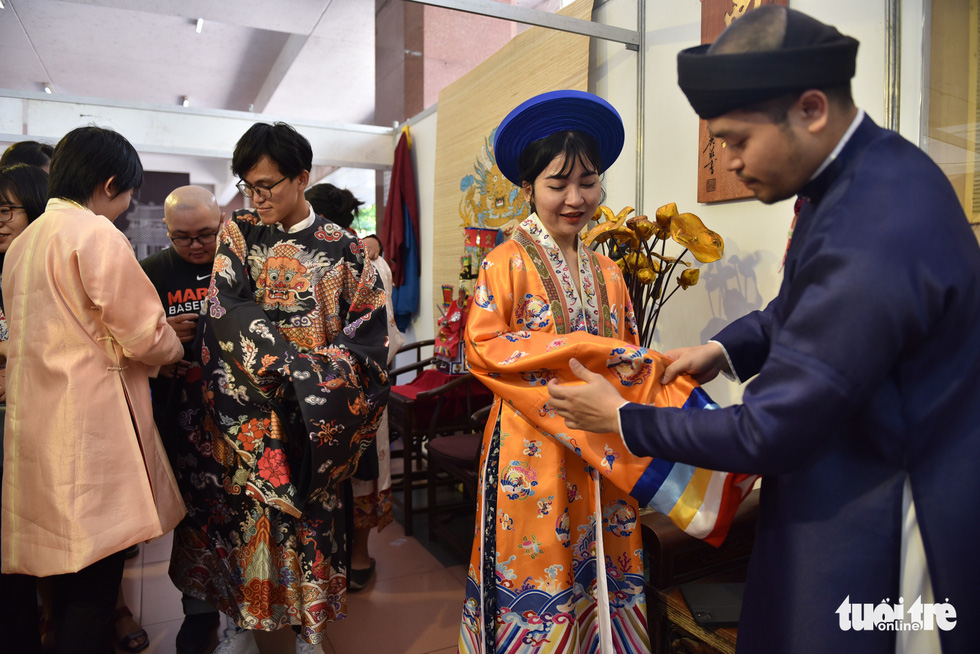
[197,274,210,280]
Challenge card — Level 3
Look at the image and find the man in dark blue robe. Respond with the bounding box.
[547,7,980,654]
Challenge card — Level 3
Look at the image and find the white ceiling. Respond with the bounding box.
[0,0,378,123]
[0,0,569,204]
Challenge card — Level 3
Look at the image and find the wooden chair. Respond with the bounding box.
[426,404,493,559]
[388,339,437,384]
[386,341,492,535]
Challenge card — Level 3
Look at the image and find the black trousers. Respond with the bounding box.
[0,570,41,654]
[47,550,126,654]
[0,419,42,654]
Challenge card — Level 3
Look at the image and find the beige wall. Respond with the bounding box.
[589,0,925,406]
[404,0,928,407]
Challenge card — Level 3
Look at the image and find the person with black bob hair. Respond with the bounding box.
[0,163,47,228]
[0,162,47,654]
[0,163,47,345]
[46,126,143,209]
[305,182,363,230]
[0,141,54,172]
[2,126,185,654]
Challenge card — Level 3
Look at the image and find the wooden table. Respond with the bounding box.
[641,490,759,653]
[647,579,740,654]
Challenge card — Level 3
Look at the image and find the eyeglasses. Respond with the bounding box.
[0,206,24,222]
[169,231,218,247]
[236,175,288,200]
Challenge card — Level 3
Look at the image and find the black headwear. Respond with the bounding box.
[677,8,859,119]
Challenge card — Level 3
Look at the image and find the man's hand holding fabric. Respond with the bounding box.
[546,357,627,434]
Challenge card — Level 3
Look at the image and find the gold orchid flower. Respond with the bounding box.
[669,212,724,263]
[588,202,724,349]
[636,266,658,285]
[610,225,639,249]
[582,206,634,247]
[654,203,678,240]
[626,215,656,241]
[618,251,651,274]
[678,268,700,289]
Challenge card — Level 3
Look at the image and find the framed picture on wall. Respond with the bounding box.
[697,0,788,203]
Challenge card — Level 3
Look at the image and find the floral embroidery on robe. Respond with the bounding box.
[459,214,757,654]
[169,210,390,645]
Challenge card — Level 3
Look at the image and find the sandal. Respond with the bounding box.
[348,558,376,592]
[114,605,149,652]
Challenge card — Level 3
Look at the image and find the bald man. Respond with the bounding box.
[141,185,223,345]
[139,185,223,654]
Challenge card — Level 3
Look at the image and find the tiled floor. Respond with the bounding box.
[118,497,472,654]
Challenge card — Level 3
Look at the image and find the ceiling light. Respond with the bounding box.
[43,83,52,94]
[195,18,204,33]
[181,95,190,107]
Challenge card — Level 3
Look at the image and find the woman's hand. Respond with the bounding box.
[546,358,625,434]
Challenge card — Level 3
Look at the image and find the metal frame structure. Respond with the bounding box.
[404,0,647,210]
[885,0,902,131]
[0,89,393,169]
[0,89,394,203]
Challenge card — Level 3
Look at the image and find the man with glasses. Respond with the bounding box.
[139,185,224,654]
[169,122,390,653]
[232,125,311,233]
[141,185,223,341]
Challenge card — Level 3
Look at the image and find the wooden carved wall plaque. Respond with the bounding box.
[697,0,788,203]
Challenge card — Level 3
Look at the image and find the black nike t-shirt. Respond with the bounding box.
[140,247,212,364]
[140,247,213,319]
[140,247,212,428]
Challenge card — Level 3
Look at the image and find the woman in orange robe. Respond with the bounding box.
[459,91,756,654]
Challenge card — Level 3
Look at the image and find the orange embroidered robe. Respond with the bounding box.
[459,214,756,654]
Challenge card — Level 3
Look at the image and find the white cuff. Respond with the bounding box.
[708,339,741,384]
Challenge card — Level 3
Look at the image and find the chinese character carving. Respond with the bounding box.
[726,0,765,26]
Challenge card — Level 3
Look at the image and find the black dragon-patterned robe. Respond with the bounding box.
[169,209,390,644]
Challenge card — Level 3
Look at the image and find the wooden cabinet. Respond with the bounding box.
[641,489,759,654]
[648,585,738,654]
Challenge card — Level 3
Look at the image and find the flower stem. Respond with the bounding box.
[649,249,689,340]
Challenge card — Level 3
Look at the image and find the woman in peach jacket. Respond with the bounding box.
[1,127,184,654]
